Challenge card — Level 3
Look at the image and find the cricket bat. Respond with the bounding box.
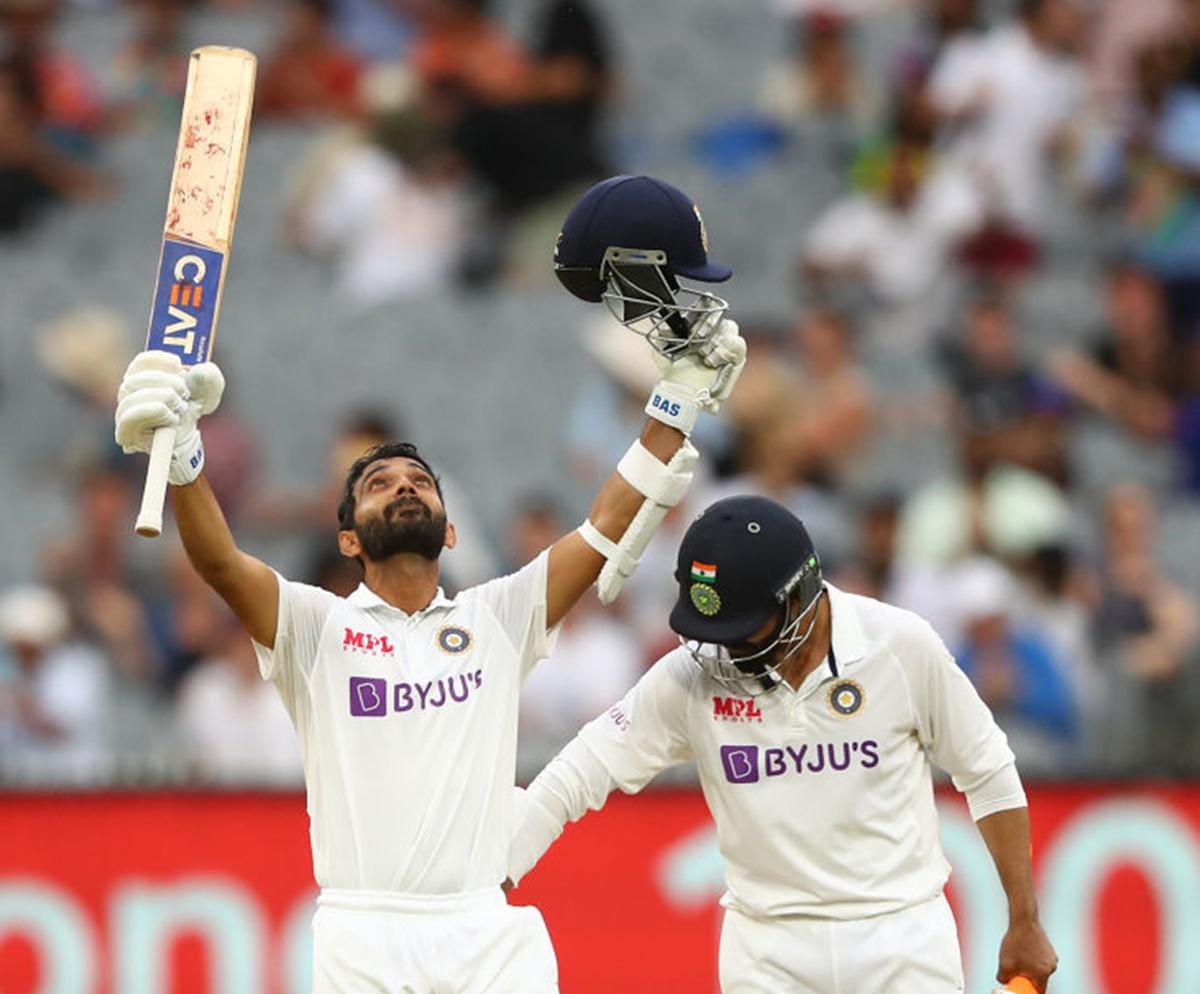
[134,46,256,538]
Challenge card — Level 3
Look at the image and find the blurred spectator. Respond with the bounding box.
[759,10,879,165]
[333,0,412,64]
[176,615,302,784]
[891,0,982,100]
[897,418,1072,571]
[951,556,1081,774]
[1016,543,1102,744]
[1086,0,1179,113]
[0,585,111,782]
[927,0,1084,255]
[407,0,611,283]
[0,54,108,233]
[42,462,164,685]
[782,310,874,486]
[36,307,132,466]
[803,138,982,304]
[702,372,855,569]
[258,0,363,121]
[831,493,901,601]
[1050,262,1177,440]
[529,0,611,181]
[1,0,104,154]
[512,499,642,752]
[103,0,190,129]
[937,292,1068,481]
[1094,484,1199,772]
[286,66,464,304]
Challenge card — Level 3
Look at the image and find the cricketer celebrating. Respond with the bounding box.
[510,495,1059,994]
[112,175,747,993]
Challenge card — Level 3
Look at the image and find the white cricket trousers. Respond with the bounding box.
[312,887,558,994]
[719,893,964,994]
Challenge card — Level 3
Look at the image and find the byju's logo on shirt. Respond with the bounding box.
[721,745,760,783]
[350,677,389,716]
[720,741,880,783]
[713,696,763,723]
[343,628,395,656]
[348,671,484,717]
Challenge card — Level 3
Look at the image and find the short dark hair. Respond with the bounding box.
[337,442,442,530]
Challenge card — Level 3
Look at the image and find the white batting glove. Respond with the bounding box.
[114,351,225,486]
[645,318,747,434]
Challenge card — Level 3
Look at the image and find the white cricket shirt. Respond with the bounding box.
[254,552,555,894]
[574,583,1017,919]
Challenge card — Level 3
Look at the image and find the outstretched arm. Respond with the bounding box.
[509,651,695,885]
[509,735,620,885]
[172,475,278,647]
[545,419,684,627]
[543,320,746,628]
[116,352,278,646]
[976,807,1058,993]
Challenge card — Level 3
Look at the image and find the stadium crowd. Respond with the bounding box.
[3,0,1200,785]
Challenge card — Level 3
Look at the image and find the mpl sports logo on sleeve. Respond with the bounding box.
[146,237,224,363]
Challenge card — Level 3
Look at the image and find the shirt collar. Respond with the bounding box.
[824,582,867,672]
[347,583,456,616]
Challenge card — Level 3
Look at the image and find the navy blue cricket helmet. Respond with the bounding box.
[554,175,733,355]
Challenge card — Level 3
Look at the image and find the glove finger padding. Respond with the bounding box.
[184,363,225,417]
[700,320,746,368]
[117,369,189,405]
[125,350,183,376]
[115,395,184,452]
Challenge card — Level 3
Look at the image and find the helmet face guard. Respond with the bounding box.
[682,554,824,697]
[558,247,729,359]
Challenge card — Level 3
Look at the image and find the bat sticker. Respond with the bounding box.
[146,236,225,364]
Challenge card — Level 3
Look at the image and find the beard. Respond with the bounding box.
[355,496,448,562]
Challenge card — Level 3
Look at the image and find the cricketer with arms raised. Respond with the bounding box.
[112,175,746,993]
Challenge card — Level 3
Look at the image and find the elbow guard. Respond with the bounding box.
[578,438,699,603]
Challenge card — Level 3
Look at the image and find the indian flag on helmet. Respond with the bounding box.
[691,561,717,582]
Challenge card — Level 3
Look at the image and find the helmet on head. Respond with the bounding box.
[669,495,824,696]
[554,175,733,357]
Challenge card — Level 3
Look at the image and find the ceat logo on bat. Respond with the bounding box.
[146,237,224,364]
[712,696,763,722]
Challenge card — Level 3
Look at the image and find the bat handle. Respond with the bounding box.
[135,425,177,537]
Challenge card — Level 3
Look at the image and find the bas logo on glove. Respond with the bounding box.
[650,394,683,419]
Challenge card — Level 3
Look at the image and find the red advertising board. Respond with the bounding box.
[0,785,1197,994]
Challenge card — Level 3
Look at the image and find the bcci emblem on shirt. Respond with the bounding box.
[827,679,864,717]
[437,626,472,654]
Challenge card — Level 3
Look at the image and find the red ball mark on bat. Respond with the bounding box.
[205,143,225,157]
[167,207,181,229]
[190,185,203,201]
[183,125,198,149]
[204,110,213,126]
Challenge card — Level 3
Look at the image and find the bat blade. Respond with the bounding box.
[135,46,256,538]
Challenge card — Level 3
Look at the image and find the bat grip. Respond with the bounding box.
[135,425,177,538]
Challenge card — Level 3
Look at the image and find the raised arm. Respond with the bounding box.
[544,320,746,628]
[172,475,278,647]
[115,352,278,646]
